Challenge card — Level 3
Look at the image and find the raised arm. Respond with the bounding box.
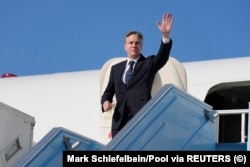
[156,12,174,38]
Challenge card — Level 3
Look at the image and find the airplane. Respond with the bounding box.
[0,56,249,166]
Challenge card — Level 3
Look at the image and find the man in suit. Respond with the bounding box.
[101,12,174,138]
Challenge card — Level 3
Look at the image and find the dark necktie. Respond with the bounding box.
[125,61,134,84]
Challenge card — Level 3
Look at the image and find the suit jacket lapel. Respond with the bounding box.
[118,61,127,84]
[127,54,146,88]
[133,54,146,75]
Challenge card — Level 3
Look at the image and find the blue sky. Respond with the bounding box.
[0,0,250,76]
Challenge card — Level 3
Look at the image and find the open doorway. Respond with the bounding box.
[204,81,250,143]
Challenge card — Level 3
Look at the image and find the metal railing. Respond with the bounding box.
[215,109,248,143]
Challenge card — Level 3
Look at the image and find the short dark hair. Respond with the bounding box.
[124,30,143,44]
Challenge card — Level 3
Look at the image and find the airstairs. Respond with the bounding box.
[11,84,249,167]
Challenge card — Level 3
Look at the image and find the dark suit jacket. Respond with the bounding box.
[101,39,172,130]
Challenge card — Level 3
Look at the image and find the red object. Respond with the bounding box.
[108,131,112,139]
[1,73,17,78]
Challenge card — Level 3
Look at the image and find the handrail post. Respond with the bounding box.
[241,113,246,143]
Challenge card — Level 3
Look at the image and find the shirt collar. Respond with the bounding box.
[127,55,140,65]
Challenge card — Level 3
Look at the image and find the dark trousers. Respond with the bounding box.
[112,105,134,138]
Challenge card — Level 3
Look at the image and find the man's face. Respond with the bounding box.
[124,34,142,59]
